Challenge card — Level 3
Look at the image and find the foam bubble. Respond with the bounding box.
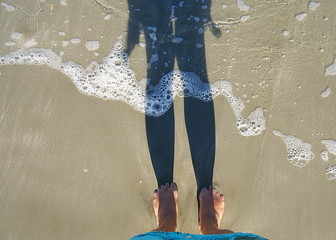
[60,0,67,6]
[147,54,159,69]
[325,57,336,76]
[58,31,66,36]
[325,166,336,180]
[172,38,183,43]
[24,39,38,48]
[71,38,81,44]
[85,41,100,51]
[104,14,112,20]
[282,30,289,36]
[321,87,331,97]
[237,0,249,11]
[320,150,329,161]
[62,40,69,47]
[240,15,250,22]
[273,130,315,167]
[5,41,15,46]
[0,37,266,136]
[309,2,320,11]
[322,139,336,156]
[295,13,307,21]
[1,2,15,11]
[11,32,23,40]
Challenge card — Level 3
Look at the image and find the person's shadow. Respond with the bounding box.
[126,0,221,197]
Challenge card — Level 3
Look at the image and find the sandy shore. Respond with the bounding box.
[1,1,336,239]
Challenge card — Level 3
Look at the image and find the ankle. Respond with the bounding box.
[155,221,177,232]
[200,221,219,234]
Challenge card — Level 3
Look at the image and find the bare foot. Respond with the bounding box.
[199,187,234,235]
[152,183,178,232]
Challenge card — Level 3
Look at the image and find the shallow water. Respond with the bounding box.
[0,1,336,239]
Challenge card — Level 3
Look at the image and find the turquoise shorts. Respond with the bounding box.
[129,231,268,240]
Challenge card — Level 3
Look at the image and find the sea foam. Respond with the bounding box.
[273,130,315,167]
[0,37,266,136]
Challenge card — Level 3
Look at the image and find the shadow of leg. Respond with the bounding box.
[142,0,176,187]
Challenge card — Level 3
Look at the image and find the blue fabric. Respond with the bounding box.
[129,231,268,240]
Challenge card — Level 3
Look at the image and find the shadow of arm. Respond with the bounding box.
[125,0,141,55]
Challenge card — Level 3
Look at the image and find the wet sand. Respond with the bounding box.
[1,1,336,239]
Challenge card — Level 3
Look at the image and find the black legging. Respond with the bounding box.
[126,0,217,196]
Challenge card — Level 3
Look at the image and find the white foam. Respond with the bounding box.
[172,38,183,43]
[58,31,66,36]
[240,15,250,22]
[237,0,249,11]
[71,38,81,44]
[325,166,336,180]
[282,30,289,36]
[0,37,266,136]
[5,41,15,46]
[196,43,203,48]
[24,39,38,48]
[325,57,336,76]
[104,14,112,20]
[11,32,23,40]
[295,13,307,21]
[322,140,336,156]
[320,150,329,161]
[1,2,15,11]
[147,26,157,32]
[309,2,320,11]
[62,40,69,47]
[60,0,67,6]
[85,41,100,51]
[147,54,158,69]
[273,130,315,167]
[236,107,266,136]
[321,87,331,97]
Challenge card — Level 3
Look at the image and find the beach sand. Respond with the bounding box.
[0,1,336,239]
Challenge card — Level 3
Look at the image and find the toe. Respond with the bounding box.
[170,182,178,191]
[153,189,159,199]
[213,191,221,198]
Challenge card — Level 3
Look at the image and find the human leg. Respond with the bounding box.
[199,187,234,235]
[152,183,178,232]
